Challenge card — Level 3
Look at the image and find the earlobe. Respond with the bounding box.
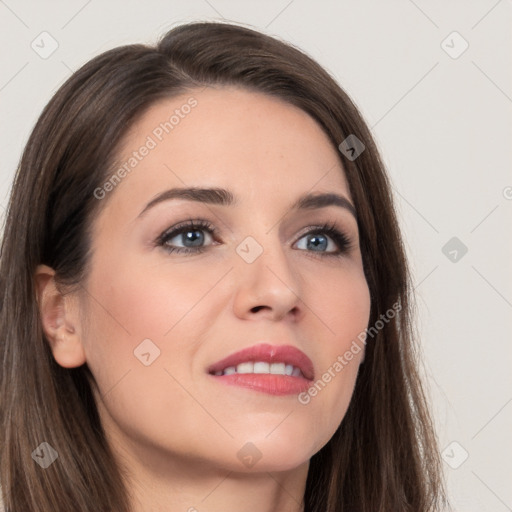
[34,264,87,368]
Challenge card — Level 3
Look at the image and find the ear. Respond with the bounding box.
[34,264,86,368]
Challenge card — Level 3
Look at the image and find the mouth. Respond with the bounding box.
[207,343,314,396]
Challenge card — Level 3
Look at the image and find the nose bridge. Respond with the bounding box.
[233,227,302,318]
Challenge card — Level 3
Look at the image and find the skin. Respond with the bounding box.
[35,86,371,512]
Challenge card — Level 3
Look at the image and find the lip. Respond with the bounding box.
[207,343,315,396]
[210,373,312,395]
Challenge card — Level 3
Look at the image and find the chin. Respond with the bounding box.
[223,430,318,473]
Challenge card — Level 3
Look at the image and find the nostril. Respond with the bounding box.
[251,306,265,313]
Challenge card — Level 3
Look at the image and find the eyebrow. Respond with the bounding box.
[137,187,357,219]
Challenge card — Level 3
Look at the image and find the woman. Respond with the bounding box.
[0,21,447,512]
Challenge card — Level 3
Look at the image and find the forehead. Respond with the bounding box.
[102,86,351,217]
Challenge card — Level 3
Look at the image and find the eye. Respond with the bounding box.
[156,220,217,254]
[156,219,352,257]
[294,222,352,257]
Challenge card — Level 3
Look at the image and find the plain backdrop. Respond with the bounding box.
[1,1,511,510]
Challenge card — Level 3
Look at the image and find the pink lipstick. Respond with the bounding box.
[207,343,314,396]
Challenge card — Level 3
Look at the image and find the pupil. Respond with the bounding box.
[184,230,204,246]
[308,234,327,251]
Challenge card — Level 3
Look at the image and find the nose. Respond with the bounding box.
[232,236,303,322]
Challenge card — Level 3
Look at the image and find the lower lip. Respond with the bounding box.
[209,373,312,395]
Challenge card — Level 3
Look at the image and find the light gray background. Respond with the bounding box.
[1,1,511,510]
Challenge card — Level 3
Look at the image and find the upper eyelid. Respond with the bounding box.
[158,220,217,241]
[159,220,348,237]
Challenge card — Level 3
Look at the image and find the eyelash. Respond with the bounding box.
[155,219,353,258]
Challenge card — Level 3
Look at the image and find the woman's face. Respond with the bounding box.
[74,86,371,474]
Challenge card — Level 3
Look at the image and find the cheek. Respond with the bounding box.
[80,252,227,390]
[85,252,225,339]
[299,264,370,433]
[331,265,371,358]
[308,261,371,347]
[79,256,212,449]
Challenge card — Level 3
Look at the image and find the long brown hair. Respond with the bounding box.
[0,21,447,511]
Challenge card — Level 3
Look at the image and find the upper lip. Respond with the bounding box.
[207,343,315,380]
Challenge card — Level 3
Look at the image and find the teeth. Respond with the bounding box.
[237,362,253,374]
[269,362,286,375]
[253,362,270,374]
[214,361,304,378]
